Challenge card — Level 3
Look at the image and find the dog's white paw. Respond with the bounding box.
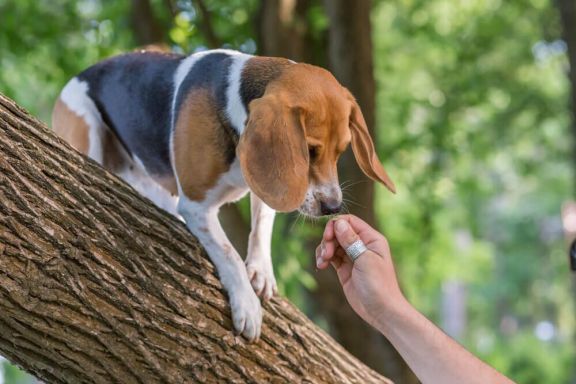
[229,287,262,342]
[246,258,278,301]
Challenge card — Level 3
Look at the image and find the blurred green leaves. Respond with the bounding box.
[0,0,132,123]
[168,0,257,52]
[0,359,30,384]
[373,0,574,381]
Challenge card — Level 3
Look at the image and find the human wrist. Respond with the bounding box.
[373,294,414,337]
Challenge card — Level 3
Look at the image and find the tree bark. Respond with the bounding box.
[317,1,419,383]
[219,204,250,256]
[0,93,392,383]
[131,0,165,45]
[256,0,317,63]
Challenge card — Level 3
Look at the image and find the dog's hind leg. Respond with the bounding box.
[53,77,180,216]
[53,77,107,164]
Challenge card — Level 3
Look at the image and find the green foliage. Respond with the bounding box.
[373,0,575,381]
[0,0,132,124]
[272,216,322,306]
[168,0,258,52]
[0,359,32,384]
[476,330,574,383]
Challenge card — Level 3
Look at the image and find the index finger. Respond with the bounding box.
[335,214,385,248]
[323,219,335,241]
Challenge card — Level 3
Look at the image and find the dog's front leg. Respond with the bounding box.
[246,192,277,301]
[178,197,262,341]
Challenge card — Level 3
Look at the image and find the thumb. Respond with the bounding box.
[334,218,360,249]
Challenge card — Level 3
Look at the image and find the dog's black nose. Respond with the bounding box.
[320,201,342,215]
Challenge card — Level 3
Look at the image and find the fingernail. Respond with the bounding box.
[321,243,326,258]
[335,219,348,234]
[316,256,324,268]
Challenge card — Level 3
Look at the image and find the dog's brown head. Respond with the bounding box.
[237,63,395,216]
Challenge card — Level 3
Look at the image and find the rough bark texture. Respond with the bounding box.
[0,93,393,383]
[316,1,419,383]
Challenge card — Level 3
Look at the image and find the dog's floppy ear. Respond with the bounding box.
[237,93,309,211]
[347,91,396,193]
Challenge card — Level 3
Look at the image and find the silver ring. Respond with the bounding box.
[345,239,368,262]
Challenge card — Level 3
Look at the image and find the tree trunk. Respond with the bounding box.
[256,0,317,63]
[317,1,419,382]
[192,0,222,48]
[557,1,576,383]
[131,0,165,45]
[0,93,392,383]
[219,204,250,256]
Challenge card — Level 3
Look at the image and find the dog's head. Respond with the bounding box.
[238,63,395,216]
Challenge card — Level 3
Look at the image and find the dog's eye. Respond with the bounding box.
[308,146,319,161]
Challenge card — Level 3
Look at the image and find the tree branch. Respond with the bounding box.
[163,0,177,18]
[193,0,222,48]
[0,92,392,383]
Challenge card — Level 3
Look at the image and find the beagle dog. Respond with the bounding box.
[52,49,395,342]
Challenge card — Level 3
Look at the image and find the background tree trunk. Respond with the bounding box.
[316,1,419,382]
[256,0,319,63]
[219,205,250,256]
[192,0,222,48]
[0,93,392,383]
[256,1,416,381]
[130,0,165,45]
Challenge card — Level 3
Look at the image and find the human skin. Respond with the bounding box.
[315,215,515,384]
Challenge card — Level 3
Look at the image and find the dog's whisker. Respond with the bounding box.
[340,179,369,191]
[340,180,356,189]
[341,202,351,215]
[343,198,365,208]
[342,196,366,209]
[290,212,303,232]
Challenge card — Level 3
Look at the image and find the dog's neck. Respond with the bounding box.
[240,56,294,110]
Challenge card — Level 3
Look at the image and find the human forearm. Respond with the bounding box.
[375,301,515,384]
[317,217,515,383]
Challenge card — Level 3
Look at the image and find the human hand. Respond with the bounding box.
[317,216,516,384]
[315,215,407,330]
